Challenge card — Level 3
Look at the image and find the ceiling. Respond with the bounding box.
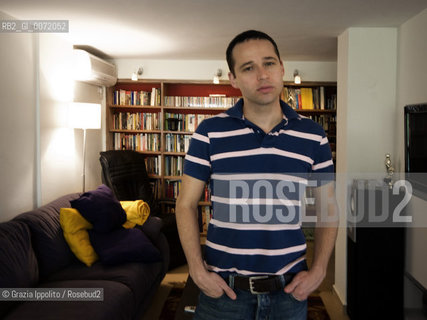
[2,0,427,61]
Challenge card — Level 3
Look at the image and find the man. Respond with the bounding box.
[176,30,339,320]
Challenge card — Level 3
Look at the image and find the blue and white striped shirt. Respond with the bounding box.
[184,99,334,276]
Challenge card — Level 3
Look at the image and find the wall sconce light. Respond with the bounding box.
[69,102,101,192]
[213,68,222,84]
[293,69,301,84]
[131,67,143,81]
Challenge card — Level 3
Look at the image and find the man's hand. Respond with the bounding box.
[192,266,237,300]
[284,181,339,301]
[283,266,325,301]
[176,174,236,300]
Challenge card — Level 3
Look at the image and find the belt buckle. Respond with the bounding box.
[249,275,269,294]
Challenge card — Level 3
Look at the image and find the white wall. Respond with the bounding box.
[0,11,37,220]
[396,8,427,300]
[336,27,398,304]
[115,58,337,82]
[37,34,105,205]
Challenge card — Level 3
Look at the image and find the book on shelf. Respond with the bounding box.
[164,95,240,108]
[113,88,160,106]
[165,133,191,153]
[165,179,182,199]
[305,115,337,132]
[149,179,161,200]
[164,206,176,214]
[200,205,212,234]
[164,156,184,176]
[300,88,314,109]
[281,86,336,110]
[164,113,213,132]
[150,88,161,106]
[202,184,211,202]
[113,112,160,130]
[320,86,325,110]
[113,133,160,152]
[187,114,196,132]
[144,155,162,176]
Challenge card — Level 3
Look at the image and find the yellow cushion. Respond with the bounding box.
[59,208,98,267]
[120,200,150,229]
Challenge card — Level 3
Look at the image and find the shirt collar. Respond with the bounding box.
[226,98,301,121]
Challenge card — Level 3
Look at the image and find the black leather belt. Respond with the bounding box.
[232,274,295,294]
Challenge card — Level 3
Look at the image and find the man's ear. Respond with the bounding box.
[228,71,238,89]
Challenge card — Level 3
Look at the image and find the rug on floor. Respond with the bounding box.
[307,295,331,320]
[159,282,187,320]
[159,282,330,320]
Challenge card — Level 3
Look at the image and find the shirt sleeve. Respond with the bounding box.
[183,119,211,182]
[311,129,335,186]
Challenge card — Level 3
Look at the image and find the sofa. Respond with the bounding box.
[0,191,170,320]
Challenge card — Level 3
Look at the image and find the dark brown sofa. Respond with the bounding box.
[0,193,169,320]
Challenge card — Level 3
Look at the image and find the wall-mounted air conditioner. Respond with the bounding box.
[73,49,117,87]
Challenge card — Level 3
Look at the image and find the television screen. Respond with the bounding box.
[404,103,427,197]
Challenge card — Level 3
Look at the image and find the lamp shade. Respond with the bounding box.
[69,102,101,129]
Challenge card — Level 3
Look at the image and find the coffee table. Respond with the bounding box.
[174,275,200,320]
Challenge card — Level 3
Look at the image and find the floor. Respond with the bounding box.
[142,264,189,320]
[142,240,350,320]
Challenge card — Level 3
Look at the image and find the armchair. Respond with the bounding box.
[99,150,187,270]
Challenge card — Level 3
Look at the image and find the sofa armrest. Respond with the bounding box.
[138,216,170,274]
[137,216,163,242]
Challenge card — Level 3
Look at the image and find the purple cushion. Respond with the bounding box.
[71,185,126,233]
[89,228,161,265]
[13,193,80,279]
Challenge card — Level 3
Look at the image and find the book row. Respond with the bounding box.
[164,96,240,108]
[112,88,337,111]
[145,155,162,176]
[149,179,161,200]
[113,133,161,152]
[165,179,181,199]
[164,156,184,176]
[113,112,160,130]
[165,133,191,153]
[200,205,212,234]
[164,179,210,202]
[164,113,213,132]
[281,87,336,110]
[112,111,214,132]
[201,184,211,202]
[113,88,161,106]
[306,114,337,133]
[161,198,213,219]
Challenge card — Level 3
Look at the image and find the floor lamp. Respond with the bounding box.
[69,102,101,192]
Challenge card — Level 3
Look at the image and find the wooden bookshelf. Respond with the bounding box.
[106,79,337,208]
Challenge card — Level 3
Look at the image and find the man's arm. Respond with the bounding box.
[175,174,236,299]
[284,181,339,300]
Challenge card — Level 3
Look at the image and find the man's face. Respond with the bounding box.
[229,39,284,107]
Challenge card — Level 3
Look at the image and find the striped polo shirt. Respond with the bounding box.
[184,99,334,276]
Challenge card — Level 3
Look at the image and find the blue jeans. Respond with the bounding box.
[193,275,307,320]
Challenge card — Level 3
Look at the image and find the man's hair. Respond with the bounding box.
[226,30,281,76]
